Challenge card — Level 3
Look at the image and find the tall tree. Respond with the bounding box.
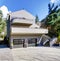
[46,3,58,26]
[41,3,60,39]
[45,3,60,43]
[0,10,6,39]
[35,15,39,23]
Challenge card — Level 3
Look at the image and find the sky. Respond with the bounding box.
[0,0,60,20]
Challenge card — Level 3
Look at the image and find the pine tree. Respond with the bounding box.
[35,15,39,23]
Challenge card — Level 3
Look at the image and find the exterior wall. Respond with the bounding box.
[10,35,41,48]
[10,10,35,20]
[7,10,48,48]
[11,27,48,35]
[11,19,35,25]
[11,23,31,28]
[10,10,35,25]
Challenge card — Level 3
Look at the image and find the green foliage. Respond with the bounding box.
[48,3,58,14]
[0,10,6,39]
[43,3,60,39]
[35,15,39,23]
[0,10,3,19]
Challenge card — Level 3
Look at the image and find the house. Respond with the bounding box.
[7,10,48,48]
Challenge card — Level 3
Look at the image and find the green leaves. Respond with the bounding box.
[0,10,3,18]
[48,3,58,14]
[35,15,39,23]
[44,3,60,38]
[0,10,6,39]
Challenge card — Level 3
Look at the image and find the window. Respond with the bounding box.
[13,39,25,45]
[28,38,37,44]
[28,38,37,46]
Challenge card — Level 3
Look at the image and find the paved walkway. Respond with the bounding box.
[12,47,60,61]
[0,47,60,61]
[0,48,13,61]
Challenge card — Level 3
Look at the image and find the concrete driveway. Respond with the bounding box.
[12,47,60,61]
[0,48,13,61]
[0,47,60,61]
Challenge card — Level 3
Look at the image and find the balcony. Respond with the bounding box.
[10,17,35,24]
[11,27,48,35]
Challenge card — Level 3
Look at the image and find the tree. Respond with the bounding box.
[47,7,60,34]
[35,15,39,23]
[41,3,60,39]
[0,10,6,39]
[0,10,3,17]
[46,3,58,26]
[45,3,60,43]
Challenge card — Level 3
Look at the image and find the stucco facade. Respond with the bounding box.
[7,10,48,48]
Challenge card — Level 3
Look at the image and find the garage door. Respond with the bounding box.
[28,38,37,47]
[13,39,25,48]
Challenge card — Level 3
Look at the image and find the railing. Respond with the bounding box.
[10,17,35,24]
[11,27,48,34]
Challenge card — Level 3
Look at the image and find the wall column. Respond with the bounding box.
[24,38,28,47]
[10,38,13,49]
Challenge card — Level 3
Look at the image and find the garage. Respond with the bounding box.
[28,38,37,47]
[13,39,25,48]
[10,36,39,48]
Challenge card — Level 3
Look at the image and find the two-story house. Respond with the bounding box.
[7,10,48,48]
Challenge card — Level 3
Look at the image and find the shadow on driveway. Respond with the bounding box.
[0,45,8,48]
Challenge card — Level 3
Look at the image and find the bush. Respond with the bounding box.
[56,35,60,44]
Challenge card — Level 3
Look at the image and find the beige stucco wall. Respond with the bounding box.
[11,19,35,24]
[10,35,41,47]
[11,27,48,35]
[9,10,35,24]
[11,35,40,39]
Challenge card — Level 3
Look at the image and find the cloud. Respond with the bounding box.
[0,5,11,18]
[50,0,59,3]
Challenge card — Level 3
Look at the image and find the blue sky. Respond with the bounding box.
[0,0,60,20]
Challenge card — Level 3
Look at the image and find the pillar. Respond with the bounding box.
[24,38,28,47]
[10,38,13,49]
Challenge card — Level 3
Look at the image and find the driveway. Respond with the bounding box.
[0,47,60,61]
[12,47,60,61]
[0,48,13,61]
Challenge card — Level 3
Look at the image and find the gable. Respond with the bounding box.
[9,10,35,20]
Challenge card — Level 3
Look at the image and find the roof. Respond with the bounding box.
[9,10,35,20]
